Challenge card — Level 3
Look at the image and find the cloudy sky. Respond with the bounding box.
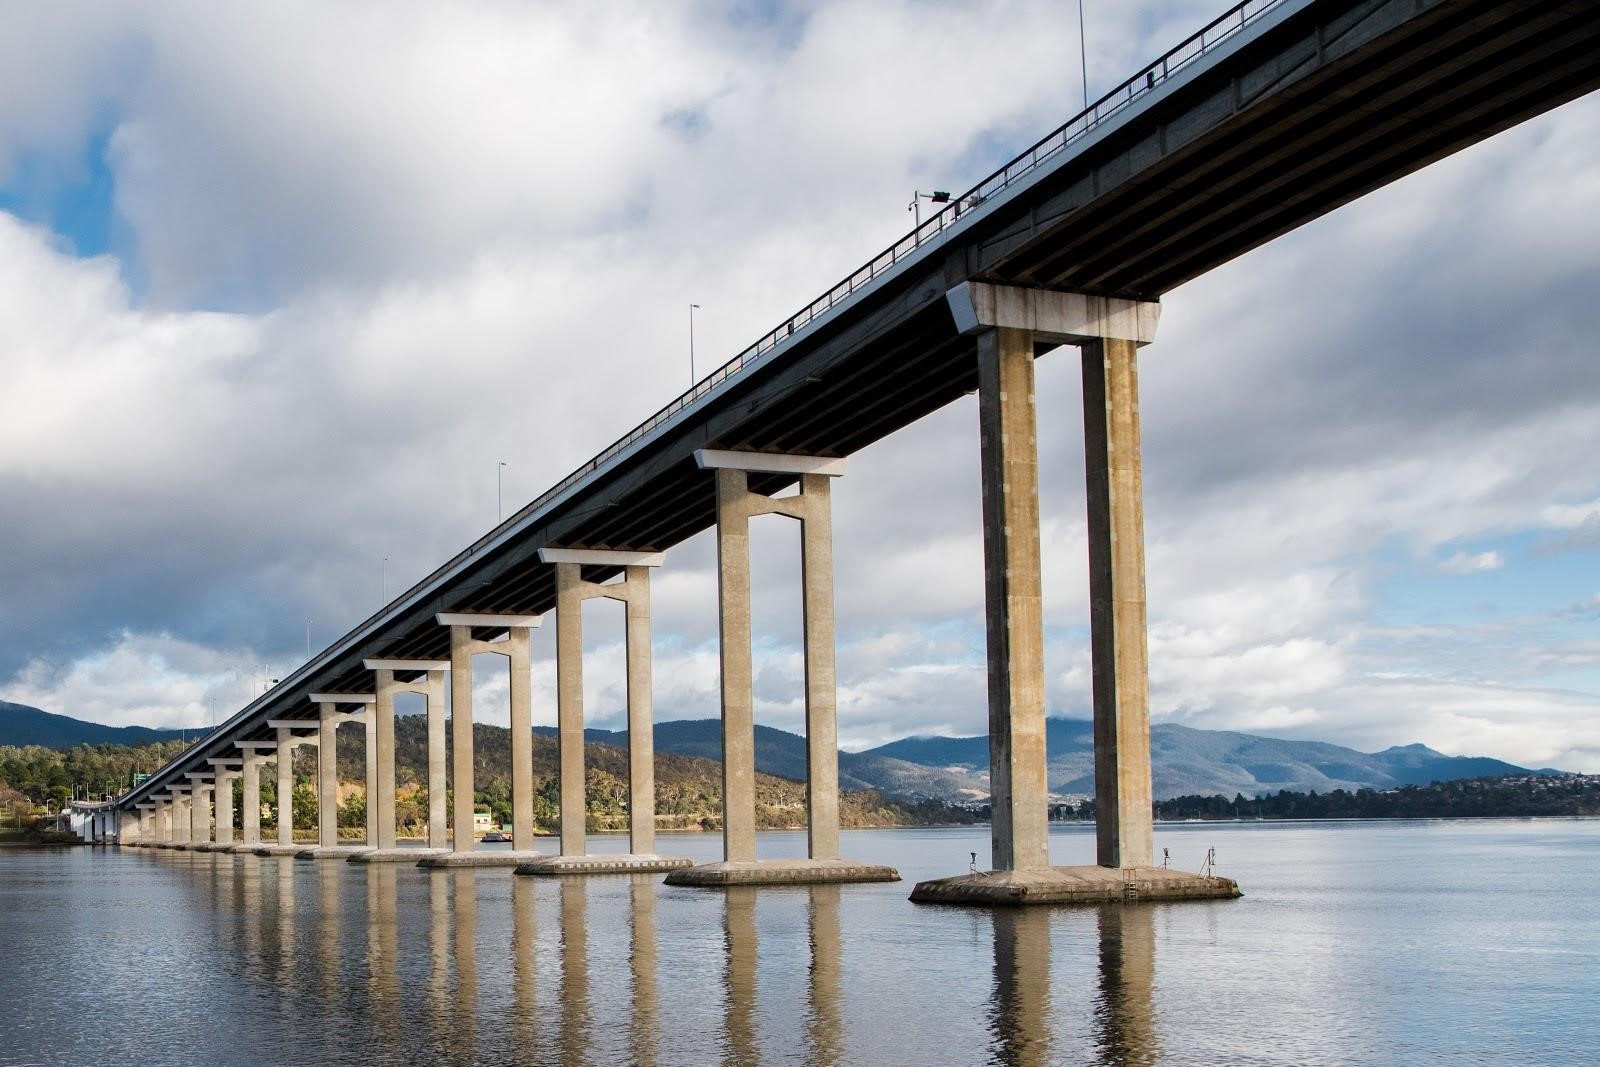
[2,1,1598,772]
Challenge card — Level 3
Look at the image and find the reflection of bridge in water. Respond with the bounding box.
[93,0,1596,954]
[156,850,1168,1064]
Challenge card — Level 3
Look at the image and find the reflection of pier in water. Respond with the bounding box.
[720,886,845,1065]
[989,905,1159,1067]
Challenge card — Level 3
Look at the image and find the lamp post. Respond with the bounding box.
[497,461,508,521]
[908,190,951,227]
[689,303,701,385]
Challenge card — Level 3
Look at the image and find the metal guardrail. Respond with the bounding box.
[119,0,1292,806]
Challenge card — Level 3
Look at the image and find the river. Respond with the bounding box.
[2,819,1596,1065]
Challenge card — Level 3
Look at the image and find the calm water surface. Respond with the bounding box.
[2,821,1597,1066]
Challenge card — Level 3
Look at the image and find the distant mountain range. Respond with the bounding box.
[2,700,1557,802]
[537,717,1558,802]
[0,701,188,749]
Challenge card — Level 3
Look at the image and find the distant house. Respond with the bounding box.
[473,808,494,836]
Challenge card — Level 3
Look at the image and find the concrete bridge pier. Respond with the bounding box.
[516,549,691,876]
[419,613,548,868]
[188,778,214,849]
[170,787,192,848]
[231,743,275,852]
[256,725,317,856]
[299,696,375,859]
[352,661,450,863]
[911,283,1238,906]
[666,451,898,888]
[208,760,241,848]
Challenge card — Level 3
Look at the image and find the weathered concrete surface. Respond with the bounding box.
[295,845,373,860]
[253,844,305,857]
[417,849,551,869]
[665,859,900,887]
[909,865,1239,907]
[224,843,262,854]
[716,468,758,863]
[1083,337,1155,869]
[349,846,450,864]
[976,326,1050,872]
[513,853,693,876]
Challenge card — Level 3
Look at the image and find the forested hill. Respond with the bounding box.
[1151,774,1600,820]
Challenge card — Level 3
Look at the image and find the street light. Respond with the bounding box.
[497,461,508,521]
[689,303,701,385]
[305,619,313,660]
[908,190,951,227]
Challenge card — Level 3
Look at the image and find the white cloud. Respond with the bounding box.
[1438,550,1505,575]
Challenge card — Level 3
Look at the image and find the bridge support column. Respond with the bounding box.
[214,772,238,845]
[299,696,375,859]
[665,450,897,888]
[354,661,449,863]
[419,614,546,868]
[171,791,191,846]
[912,282,1237,905]
[192,782,214,846]
[515,549,691,876]
[254,727,316,855]
[156,802,173,845]
[235,747,275,850]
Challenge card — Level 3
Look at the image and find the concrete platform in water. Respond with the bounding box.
[417,850,551,869]
[514,853,693,876]
[909,865,1241,906]
[294,845,373,860]
[348,847,449,864]
[665,858,900,887]
[252,844,307,857]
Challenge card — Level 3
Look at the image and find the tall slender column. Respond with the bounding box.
[172,793,191,845]
[428,677,448,850]
[365,710,378,847]
[318,703,339,848]
[715,467,757,863]
[799,473,840,861]
[624,566,656,854]
[508,630,534,853]
[158,803,172,843]
[450,625,476,854]
[215,774,237,844]
[242,752,270,845]
[1083,336,1154,869]
[277,728,295,847]
[977,326,1050,873]
[193,783,213,843]
[555,564,587,857]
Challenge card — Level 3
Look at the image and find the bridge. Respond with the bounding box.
[105,0,1600,904]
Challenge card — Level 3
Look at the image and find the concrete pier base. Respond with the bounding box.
[224,843,262,855]
[190,843,229,853]
[909,865,1240,907]
[349,847,450,864]
[417,850,551,869]
[665,859,900,887]
[253,844,307,857]
[513,853,693,876]
[295,845,373,860]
